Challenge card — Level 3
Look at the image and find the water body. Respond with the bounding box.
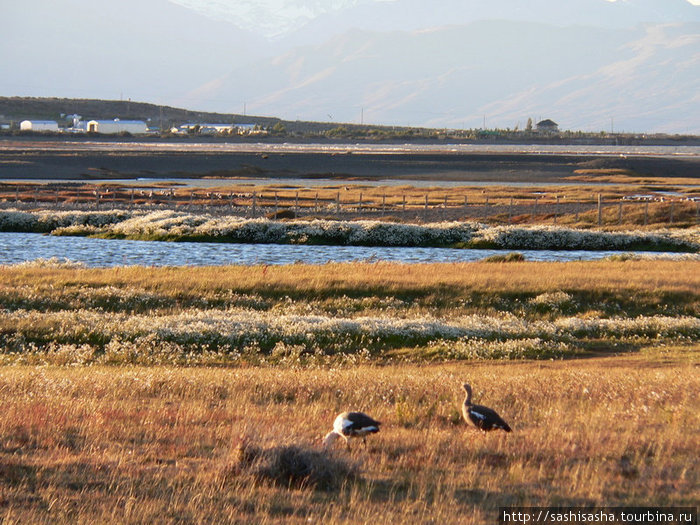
[0,232,688,268]
[15,141,700,157]
[10,177,645,190]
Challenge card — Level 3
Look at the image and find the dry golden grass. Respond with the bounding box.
[0,348,697,524]
[0,261,698,522]
[3,259,699,298]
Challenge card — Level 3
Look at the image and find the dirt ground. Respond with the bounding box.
[1,138,698,183]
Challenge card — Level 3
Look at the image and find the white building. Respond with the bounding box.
[176,123,266,135]
[20,120,59,132]
[86,119,148,134]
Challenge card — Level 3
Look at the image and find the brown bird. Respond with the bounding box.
[322,411,381,449]
[462,383,511,432]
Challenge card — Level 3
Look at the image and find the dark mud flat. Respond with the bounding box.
[1,139,698,183]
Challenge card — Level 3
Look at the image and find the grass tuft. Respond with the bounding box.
[481,252,525,262]
[235,441,360,491]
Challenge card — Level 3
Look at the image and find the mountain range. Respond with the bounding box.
[2,0,698,133]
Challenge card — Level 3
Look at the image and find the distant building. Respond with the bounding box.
[20,120,59,132]
[86,119,148,134]
[177,123,235,135]
[536,119,559,133]
[175,123,266,135]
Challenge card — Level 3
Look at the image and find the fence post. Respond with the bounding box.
[358,192,363,214]
[509,197,513,223]
[252,192,257,217]
[403,194,406,213]
[295,191,299,212]
[315,192,319,213]
[554,195,559,224]
[644,201,649,226]
[669,200,674,224]
[336,192,340,214]
[383,194,387,216]
[534,197,538,221]
[424,195,428,211]
[597,193,602,226]
[618,200,623,225]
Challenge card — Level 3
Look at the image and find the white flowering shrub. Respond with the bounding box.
[529,291,575,312]
[473,225,699,252]
[2,257,87,269]
[2,307,697,364]
[1,209,698,251]
[0,209,133,233]
[428,337,573,360]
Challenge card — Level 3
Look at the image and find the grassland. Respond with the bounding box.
[1,260,699,365]
[0,352,697,524]
[0,261,698,523]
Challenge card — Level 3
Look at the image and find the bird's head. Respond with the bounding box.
[322,431,340,449]
[462,383,472,393]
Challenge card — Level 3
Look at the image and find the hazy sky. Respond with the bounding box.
[170,0,700,36]
[3,0,698,132]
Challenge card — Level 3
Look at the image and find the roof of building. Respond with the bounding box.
[87,119,147,125]
[536,119,558,127]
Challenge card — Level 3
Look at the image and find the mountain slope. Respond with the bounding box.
[192,22,607,124]
[480,23,700,133]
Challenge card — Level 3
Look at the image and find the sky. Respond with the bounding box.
[3,0,699,132]
[169,0,700,37]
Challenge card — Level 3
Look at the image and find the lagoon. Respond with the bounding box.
[0,232,690,267]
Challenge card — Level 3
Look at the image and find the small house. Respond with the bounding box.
[20,120,59,132]
[86,119,148,134]
[536,119,559,133]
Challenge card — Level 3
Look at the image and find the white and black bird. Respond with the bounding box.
[462,383,511,433]
[322,411,381,449]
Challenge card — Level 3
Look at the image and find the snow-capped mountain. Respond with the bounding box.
[168,0,699,42]
[168,0,391,38]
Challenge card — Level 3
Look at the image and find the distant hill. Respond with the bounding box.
[2,96,697,145]
[0,97,282,129]
[0,96,430,137]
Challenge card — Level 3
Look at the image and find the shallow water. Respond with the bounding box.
[0,232,686,267]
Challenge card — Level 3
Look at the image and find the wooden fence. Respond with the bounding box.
[1,185,698,226]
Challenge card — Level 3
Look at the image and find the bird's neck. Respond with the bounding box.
[322,431,340,449]
[464,389,472,406]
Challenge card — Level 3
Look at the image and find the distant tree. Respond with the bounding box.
[271,122,286,135]
[526,118,533,132]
